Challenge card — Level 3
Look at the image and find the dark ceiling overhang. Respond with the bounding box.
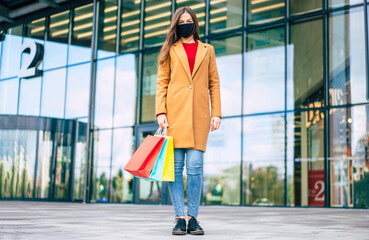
[0,0,92,31]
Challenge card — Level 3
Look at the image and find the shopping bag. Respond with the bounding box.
[148,137,168,181]
[162,136,174,181]
[124,135,165,178]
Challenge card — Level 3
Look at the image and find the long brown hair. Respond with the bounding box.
[157,7,200,68]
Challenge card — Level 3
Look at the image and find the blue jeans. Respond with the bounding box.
[168,148,204,217]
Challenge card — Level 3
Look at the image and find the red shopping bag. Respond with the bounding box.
[124,135,165,178]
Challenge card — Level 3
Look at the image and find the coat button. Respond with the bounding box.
[189,85,192,89]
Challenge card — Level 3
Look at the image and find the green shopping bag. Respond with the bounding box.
[148,137,168,181]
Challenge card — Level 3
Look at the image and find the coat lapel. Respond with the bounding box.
[172,38,208,84]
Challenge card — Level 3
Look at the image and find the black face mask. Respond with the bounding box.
[177,23,195,38]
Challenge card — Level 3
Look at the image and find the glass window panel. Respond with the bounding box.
[25,18,45,41]
[286,110,325,207]
[69,4,93,65]
[329,8,367,106]
[114,54,138,127]
[204,118,241,205]
[177,0,206,36]
[41,68,66,118]
[244,27,285,114]
[18,77,41,116]
[44,11,69,70]
[288,18,324,110]
[73,122,88,201]
[329,0,362,8]
[210,0,242,32]
[209,36,242,117]
[141,51,158,123]
[0,26,23,79]
[92,130,112,202]
[144,0,172,47]
[248,0,285,25]
[243,114,285,206]
[35,131,53,198]
[94,58,115,129]
[110,127,134,202]
[98,0,118,59]
[53,132,73,200]
[330,105,369,208]
[6,130,38,199]
[65,63,91,119]
[120,0,141,52]
[0,130,16,198]
[0,78,19,114]
[290,0,322,15]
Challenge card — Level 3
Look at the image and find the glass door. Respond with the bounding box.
[134,123,171,205]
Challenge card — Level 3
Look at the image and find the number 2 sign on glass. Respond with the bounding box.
[19,40,44,79]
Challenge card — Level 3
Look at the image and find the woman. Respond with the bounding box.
[155,6,222,235]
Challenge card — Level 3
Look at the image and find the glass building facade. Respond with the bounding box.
[1,0,369,208]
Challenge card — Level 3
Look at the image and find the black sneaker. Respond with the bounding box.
[187,217,204,235]
[172,218,186,235]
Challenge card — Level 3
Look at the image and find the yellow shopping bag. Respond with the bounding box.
[162,136,174,181]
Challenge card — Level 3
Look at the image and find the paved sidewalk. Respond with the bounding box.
[0,201,368,240]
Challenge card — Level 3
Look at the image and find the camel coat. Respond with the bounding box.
[155,38,222,152]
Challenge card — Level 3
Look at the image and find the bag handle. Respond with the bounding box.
[154,125,167,136]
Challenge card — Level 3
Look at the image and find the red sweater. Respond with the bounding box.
[156,42,198,117]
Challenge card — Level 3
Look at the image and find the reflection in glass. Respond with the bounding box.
[177,0,205,35]
[144,0,172,47]
[0,130,16,198]
[248,0,285,25]
[0,130,37,199]
[44,11,69,70]
[73,122,88,201]
[141,51,158,122]
[114,54,138,127]
[111,127,134,202]
[53,132,73,200]
[65,63,91,119]
[245,28,285,114]
[0,78,19,114]
[290,0,322,15]
[98,0,118,59]
[18,77,41,116]
[35,131,53,198]
[330,105,369,208]
[210,36,242,117]
[0,26,23,79]
[210,0,242,32]
[25,18,45,41]
[69,4,93,65]
[287,110,325,207]
[120,0,141,52]
[329,8,367,106]
[204,118,241,205]
[288,18,323,110]
[94,58,115,129]
[329,0,362,7]
[41,68,66,118]
[243,114,285,206]
[92,130,112,202]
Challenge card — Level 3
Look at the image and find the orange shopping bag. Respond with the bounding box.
[124,133,165,178]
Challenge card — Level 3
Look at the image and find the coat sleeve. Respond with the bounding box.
[208,45,222,119]
[156,56,171,116]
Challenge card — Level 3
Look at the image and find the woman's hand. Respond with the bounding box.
[211,116,221,132]
[157,114,169,129]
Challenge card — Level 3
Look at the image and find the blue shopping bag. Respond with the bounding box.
[148,137,168,181]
